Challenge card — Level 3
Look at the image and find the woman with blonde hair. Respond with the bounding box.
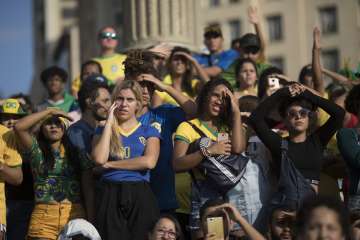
[92,80,161,240]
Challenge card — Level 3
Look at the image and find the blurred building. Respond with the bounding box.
[31,0,79,104]
[196,0,360,81]
[31,0,360,102]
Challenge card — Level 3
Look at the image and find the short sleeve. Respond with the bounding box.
[146,126,162,140]
[25,136,43,170]
[174,122,197,144]
[2,131,22,167]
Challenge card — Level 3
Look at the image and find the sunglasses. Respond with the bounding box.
[286,108,311,119]
[243,46,260,54]
[99,32,118,40]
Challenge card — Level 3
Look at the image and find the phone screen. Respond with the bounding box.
[217,133,229,142]
[207,217,225,240]
[268,77,280,90]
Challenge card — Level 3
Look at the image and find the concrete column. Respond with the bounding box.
[122,0,196,49]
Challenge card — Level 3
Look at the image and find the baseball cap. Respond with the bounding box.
[240,33,261,50]
[0,99,27,115]
[84,74,109,85]
[57,218,102,240]
[204,24,223,38]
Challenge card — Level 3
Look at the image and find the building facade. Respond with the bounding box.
[31,0,360,102]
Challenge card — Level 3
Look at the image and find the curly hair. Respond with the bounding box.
[124,49,159,80]
[345,84,360,117]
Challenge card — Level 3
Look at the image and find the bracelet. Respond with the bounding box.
[200,146,212,158]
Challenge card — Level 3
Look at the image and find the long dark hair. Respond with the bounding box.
[196,78,234,129]
[168,47,196,97]
[37,117,81,176]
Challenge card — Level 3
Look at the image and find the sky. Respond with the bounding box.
[0,0,33,98]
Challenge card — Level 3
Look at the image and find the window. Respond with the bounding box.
[228,19,241,40]
[319,6,338,34]
[267,15,283,41]
[268,56,285,71]
[322,49,339,72]
[229,0,241,4]
[209,0,220,7]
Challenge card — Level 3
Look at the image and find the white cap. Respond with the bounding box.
[57,218,102,240]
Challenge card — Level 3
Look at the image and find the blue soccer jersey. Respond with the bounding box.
[138,104,186,211]
[95,123,161,182]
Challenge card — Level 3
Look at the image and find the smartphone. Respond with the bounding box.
[217,133,229,142]
[207,217,225,240]
[268,77,280,90]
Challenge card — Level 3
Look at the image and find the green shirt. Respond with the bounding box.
[28,137,93,203]
[221,60,271,89]
[37,92,79,113]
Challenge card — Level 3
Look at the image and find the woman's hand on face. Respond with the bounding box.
[49,108,74,122]
[208,140,232,156]
[107,102,120,123]
[224,89,240,114]
[173,52,196,64]
[139,74,167,91]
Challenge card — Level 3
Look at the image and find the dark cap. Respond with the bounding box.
[240,33,261,49]
[204,24,223,38]
[84,74,108,85]
[40,66,68,84]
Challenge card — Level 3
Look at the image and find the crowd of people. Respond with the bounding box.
[1,6,360,240]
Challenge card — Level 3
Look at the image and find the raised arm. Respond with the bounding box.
[248,88,289,159]
[103,137,160,170]
[14,108,71,150]
[174,52,210,83]
[312,27,325,95]
[222,203,266,240]
[141,73,197,118]
[301,89,345,145]
[226,89,246,153]
[91,102,117,165]
[322,68,354,86]
[248,6,266,61]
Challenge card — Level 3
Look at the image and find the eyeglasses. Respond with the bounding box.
[99,32,118,40]
[286,108,311,119]
[243,46,260,54]
[156,229,177,239]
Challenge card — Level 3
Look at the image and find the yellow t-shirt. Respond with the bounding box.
[235,86,258,98]
[94,53,127,84]
[155,75,199,106]
[0,126,22,225]
[174,119,218,214]
[71,75,81,95]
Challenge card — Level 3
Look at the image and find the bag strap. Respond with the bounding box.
[186,121,207,195]
[186,121,207,138]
